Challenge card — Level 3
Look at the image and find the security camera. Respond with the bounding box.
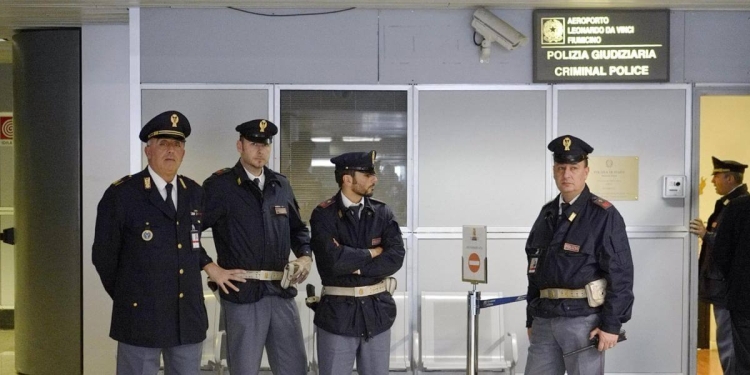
[471,7,527,63]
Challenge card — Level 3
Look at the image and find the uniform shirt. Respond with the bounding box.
[525,185,634,334]
[310,192,405,338]
[92,168,211,348]
[244,167,266,191]
[202,162,311,304]
[698,183,748,305]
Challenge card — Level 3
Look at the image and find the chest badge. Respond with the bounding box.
[563,243,580,252]
[275,206,288,215]
[142,229,154,242]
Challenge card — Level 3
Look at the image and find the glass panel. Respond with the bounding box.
[279,90,408,225]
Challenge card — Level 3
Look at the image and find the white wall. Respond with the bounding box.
[81,23,130,374]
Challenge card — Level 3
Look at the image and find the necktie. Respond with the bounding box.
[350,204,362,219]
[253,178,260,189]
[165,183,177,214]
[557,202,570,227]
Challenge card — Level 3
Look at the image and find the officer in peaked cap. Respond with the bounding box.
[236,118,278,144]
[330,150,377,174]
[310,149,405,375]
[94,110,235,375]
[138,110,192,142]
[525,134,634,375]
[547,134,594,164]
[690,156,749,375]
[201,118,312,375]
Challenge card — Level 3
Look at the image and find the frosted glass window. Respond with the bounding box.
[279,90,408,224]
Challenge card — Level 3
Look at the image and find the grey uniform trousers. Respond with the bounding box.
[714,305,735,375]
[316,327,391,375]
[525,315,605,375]
[222,296,307,375]
[116,341,202,375]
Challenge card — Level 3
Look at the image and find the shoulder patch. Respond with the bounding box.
[213,168,232,176]
[111,175,132,186]
[318,198,335,208]
[591,196,612,210]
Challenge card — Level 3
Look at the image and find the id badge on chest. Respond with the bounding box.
[191,228,200,250]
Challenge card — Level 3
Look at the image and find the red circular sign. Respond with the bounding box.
[468,252,481,273]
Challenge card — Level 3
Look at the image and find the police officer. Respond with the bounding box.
[524,135,634,375]
[93,110,237,375]
[310,151,405,375]
[690,157,748,375]
[202,119,312,375]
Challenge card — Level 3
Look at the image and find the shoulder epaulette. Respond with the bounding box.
[111,175,132,186]
[318,198,336,208]
[212,168,232,176]
[367,197,385,205]
[591,196,612,210]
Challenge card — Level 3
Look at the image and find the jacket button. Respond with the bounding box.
[361,301,365,304]
[178,243,183,249]
[179,269,184,275]
[132,302,138,307]
[176,221,180,226]
[179,293,184,298]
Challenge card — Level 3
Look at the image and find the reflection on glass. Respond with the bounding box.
[280,90,408,224]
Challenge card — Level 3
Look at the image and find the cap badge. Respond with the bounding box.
[371,151,376,164]
[170,114,179,128]
[563,137,572,151]
[260,120,267,133]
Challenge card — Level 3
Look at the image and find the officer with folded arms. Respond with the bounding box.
[310,150,405,375]
[93,111,237,375]
[202,119,312,375]
[524,135,634,374]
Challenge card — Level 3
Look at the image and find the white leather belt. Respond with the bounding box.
[322,280,388,297]
[539,287,587,299]
[238,270,284,281]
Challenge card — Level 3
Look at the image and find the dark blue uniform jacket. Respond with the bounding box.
[698,184,748,306]
[311,192,405,339]
[713,195,750,313]
[525,185,634,335]
[202,162,311,304]
[93,168,212,348]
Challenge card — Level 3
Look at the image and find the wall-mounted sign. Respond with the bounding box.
[533,9,669,83]
[0,113,12,146]
[587,156,640,201]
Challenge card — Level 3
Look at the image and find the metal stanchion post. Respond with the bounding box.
[467,283,480,375]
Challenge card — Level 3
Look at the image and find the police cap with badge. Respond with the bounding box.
[236,119,278,144]
[330,150,377,174]
[139,110,191,142]
[548,135,594,164]
[712,156,748,175]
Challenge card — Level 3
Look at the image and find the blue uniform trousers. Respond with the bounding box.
[732,311,750,375]
[116,341,202,375]
[525,315,604,375]
[317,327,390,375]
[222,296,307,375]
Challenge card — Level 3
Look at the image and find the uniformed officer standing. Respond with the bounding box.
[202,119,312,375]
[689,157,747,375]
[310,150,405,375]
[93,111,239,375]
[524,135,634,375]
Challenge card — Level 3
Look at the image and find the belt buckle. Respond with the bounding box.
[550,289,560,299]
[354,286,366,296]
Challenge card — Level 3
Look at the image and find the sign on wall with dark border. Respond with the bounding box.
[533,9,669,83]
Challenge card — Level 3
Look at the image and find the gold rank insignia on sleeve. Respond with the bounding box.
[144,177,152,190]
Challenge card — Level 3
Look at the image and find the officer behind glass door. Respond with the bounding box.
[310,151,405,375]
[202,119,312,375]
[93,111,237,375]
[524,135,634,375]
[689,156,748,375]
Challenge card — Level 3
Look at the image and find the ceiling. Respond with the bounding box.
[1,0,750,63]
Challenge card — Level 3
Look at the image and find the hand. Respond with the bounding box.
[369,246,383,258]
[689,218,707,239]
[527,328,532,339]
[590,328,619,351]
[203,263,246,294]
[289,256,313,284]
